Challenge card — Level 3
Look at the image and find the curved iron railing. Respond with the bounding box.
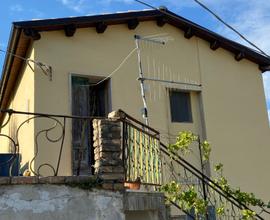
[1,108,268,219]
[0,109,105,177]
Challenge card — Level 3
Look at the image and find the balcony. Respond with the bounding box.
[0,109,266,220]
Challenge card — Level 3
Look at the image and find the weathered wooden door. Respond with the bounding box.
[71,76,108,175]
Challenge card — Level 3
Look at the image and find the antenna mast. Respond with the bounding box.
[134,34,166,125]
[135,35,149,125]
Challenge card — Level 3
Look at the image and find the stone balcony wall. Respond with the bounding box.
[0,111,167,220]
[93,117,124,191]
[0,184,124,220]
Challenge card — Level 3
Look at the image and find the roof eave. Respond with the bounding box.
[11,9,270,70]
[0,25,21,109]
[1,9,270,110]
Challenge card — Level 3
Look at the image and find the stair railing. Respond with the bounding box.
[119,110,266,219]
[160,142,265,220]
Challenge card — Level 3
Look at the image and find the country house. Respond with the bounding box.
[0,8,269,220]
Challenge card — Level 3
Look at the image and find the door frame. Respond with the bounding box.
[68,73,112,175]
[69,73,112,116]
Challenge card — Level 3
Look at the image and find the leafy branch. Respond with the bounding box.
[162,131,269,220]
[214,164,265,207]
[161,182,208,218]
[168,131,211,163]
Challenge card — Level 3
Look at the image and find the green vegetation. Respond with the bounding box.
[65,177,102,191]
[162,131,269,220]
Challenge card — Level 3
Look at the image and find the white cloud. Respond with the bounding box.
[263,73,270,118]
[58,0,88,13]
[263,73,270,93]
[57,0,140,16]
[29,9,45,18]
[102,0,133,4]
[183,0,270,121]
[164,0,270,53]
[219,2,270,51]
[227,1,270,122]
[9,3,44,18]
[10,4,23,13]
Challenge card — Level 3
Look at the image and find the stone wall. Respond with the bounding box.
[0,179,167,220]
[124,191,167,220]
[0,184,124,220]
[0,114,167,220]
[93,117,124,190]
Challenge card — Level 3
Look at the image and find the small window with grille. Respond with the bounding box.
[169,90,193,123]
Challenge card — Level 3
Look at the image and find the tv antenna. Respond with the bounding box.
[134,34,202,125]
[134,34,166,126]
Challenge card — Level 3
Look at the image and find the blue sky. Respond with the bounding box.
[1,0,270,120]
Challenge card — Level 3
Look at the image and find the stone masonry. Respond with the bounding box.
[0,110,168,220]
[0,184,124,220]
[93,114,124,191]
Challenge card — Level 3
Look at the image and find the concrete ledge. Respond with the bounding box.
[0,184,124,220]
[0,176,98,185]
[124,191,165,211]
[0,176,125,191]
[124,191,167,220]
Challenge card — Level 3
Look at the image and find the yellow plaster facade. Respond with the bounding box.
[1,48,35,171]
[2,21,270,200]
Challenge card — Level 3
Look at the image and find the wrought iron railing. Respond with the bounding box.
[0,109,268,219]
[0,109,105,177]
[120,111,265,219]
[118,110,267,219]
[120,110,162,186]
[160,142,266,220]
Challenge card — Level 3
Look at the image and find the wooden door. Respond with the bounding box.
[71,76,108,175]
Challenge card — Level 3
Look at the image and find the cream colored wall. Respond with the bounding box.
[0,48,35,173]
[33,22,203,175]
[31,20,270,200]
[197,38,270,200]
[0,113,11,153]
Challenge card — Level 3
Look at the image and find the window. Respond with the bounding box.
[169,90,192,123]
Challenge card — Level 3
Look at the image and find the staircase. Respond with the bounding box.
[159,142,265,220]
[120,110,266,220]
